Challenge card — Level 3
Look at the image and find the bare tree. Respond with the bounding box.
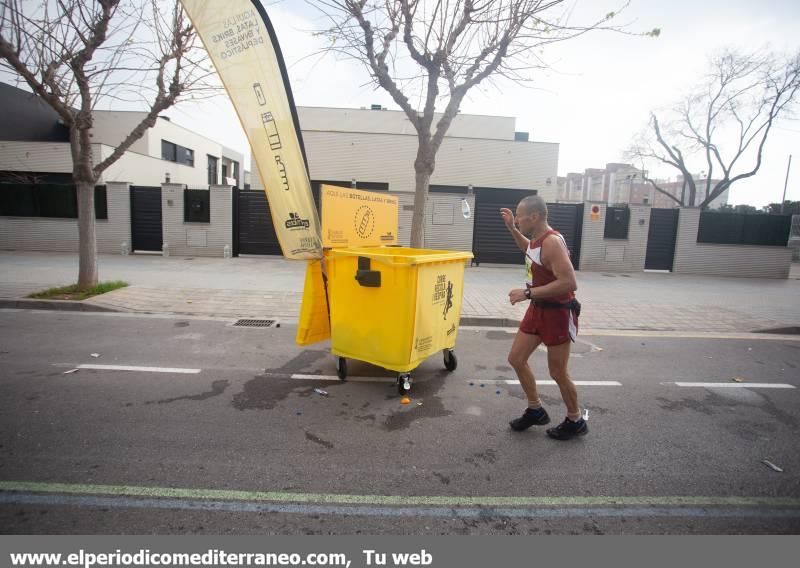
[311,0,656,247]
[630,49,800,209]
[0,0,217,288]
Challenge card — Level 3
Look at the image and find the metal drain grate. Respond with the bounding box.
[233,319,277,328]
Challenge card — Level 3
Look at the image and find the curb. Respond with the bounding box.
[752,326,800,335]
[0,299,120,313]
[2,300,796,335]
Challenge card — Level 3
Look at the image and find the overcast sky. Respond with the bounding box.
[168,0,800,207]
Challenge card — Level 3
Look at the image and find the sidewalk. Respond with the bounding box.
[1,251,799,332]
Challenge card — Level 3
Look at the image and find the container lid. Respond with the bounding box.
[328,246,473,265]
[321,185,399,248]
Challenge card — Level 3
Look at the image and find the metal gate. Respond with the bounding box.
[547,203,584,270]
[471,188,583,267]
[233,185,321,256]
[130,186,162,252]
[234,189,282,256]
[471,188,536,265]
[645,208,679,270]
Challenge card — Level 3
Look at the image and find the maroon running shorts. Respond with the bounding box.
[519,303,578,346]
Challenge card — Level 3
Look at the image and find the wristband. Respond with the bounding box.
[524,288,531,300]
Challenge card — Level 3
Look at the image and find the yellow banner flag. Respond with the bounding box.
[321,185,399,248]
[180,0,322,259]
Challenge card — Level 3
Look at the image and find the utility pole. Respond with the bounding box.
[781,155,792,214]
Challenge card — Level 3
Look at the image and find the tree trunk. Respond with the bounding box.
[76,180,98,289]
[410,143,435,249]
[71,116,99,290]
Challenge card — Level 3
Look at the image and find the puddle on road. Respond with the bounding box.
[383,371,453,431]
[232,350,329,411]
[146,380,229,405]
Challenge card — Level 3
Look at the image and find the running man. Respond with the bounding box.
[500,195,587,440]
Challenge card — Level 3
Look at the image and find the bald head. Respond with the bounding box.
[518,195,547,219]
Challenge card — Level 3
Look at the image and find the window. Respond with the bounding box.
[221,164,228,180]
[184,189,210,223]
[161,140,177,162]
[207,155,218,185]
[94,185,108,219]
[232,161,240,186]
[162,140,194,166]
[0,183,107,219]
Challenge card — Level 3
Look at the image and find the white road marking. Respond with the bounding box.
[478,379,622,386]
[581,330,800,341]
[77,364,201,374]
[290,374,394,383]
[674,382,795,389]
[288,374,622,386]
[460,326,800,342]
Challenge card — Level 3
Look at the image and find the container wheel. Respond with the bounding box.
[335,357,347,381]
[443,349,458,372]
[397,373,411,395]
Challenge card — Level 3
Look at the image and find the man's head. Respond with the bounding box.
[515,195,547,235]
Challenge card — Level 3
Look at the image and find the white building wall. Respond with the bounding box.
[0,141,102,174]
[90,111,150,155]
[100,144,198,186]
[1,124,242,188]
[0,181,131,254]
[253,132,558,201]
[578,203,651,272]
[160,183,232,257]
[585,175,605,202]
[94,111,245,187]
[423,193,476,252]
[673,208,791,278]
[298,107,516,140]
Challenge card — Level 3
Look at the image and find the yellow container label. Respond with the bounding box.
[321,185,398,248]
[409,260,466,365]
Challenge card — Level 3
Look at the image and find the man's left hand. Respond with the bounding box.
[508,288,527,305]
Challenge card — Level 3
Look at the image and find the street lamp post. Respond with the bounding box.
[782,155,792,214]
[698,171,706,206]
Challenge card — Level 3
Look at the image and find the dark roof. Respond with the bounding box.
[0,82,69,142]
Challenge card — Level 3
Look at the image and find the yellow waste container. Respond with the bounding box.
[325,246,473,393]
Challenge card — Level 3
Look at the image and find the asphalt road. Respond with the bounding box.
[0,310,798,534]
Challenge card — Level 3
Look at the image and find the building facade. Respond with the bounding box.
[0,83,243,188]
[249,105,559,254]
[2,86,561,262]
[556,159,729,209]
